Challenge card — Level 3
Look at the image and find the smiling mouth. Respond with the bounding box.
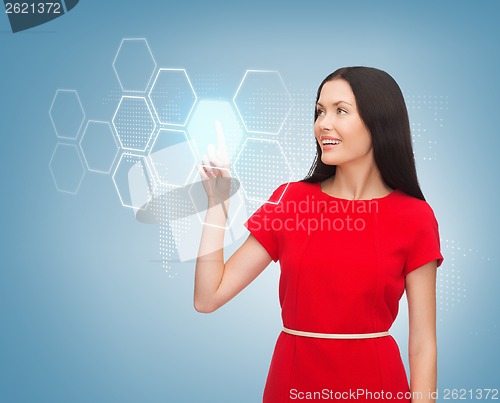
[321,138,342,150]
[321,139,342,146]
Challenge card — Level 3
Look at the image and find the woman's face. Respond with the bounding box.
[314,79,373,168]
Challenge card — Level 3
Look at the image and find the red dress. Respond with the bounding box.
[244,180,444,403]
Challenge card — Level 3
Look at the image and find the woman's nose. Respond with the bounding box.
[318,114,334,131]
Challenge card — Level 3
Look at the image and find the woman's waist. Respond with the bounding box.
[282,325,390,339]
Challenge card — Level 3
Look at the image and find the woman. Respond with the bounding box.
[194,66,444,403]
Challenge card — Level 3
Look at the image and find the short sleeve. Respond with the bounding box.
[403,203,444,276]
[243,184,286,263]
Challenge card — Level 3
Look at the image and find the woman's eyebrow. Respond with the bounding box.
[316,100,353,107]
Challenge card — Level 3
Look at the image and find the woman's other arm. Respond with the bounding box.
[405,260,438,403]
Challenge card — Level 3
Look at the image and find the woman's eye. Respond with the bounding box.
[337,108,347,115]
[316,109,325,116]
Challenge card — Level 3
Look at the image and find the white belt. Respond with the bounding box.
[282,326,390,339]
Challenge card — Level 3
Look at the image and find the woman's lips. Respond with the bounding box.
[320,136,342,150]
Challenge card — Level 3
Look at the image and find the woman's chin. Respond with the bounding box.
[320,156,339,166]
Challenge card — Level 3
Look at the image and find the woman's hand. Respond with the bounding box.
[196,120,232,206]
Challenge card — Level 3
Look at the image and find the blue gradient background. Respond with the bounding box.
[1,1,499,402]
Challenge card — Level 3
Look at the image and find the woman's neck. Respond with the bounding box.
[323,160,392,200]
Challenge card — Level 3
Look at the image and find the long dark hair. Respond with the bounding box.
[300,66,425,201]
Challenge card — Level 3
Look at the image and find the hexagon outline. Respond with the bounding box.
[112,38,157,93]
[78,120,120,174]
[233,137,292,204]
[232,69,293,135]
[147,128,199,188]
[111,95,157,152]
[148,68,198,127]
[49,142,86,195]
[187,165,244,230]
[49,89,86,140]
[112,152,155,210]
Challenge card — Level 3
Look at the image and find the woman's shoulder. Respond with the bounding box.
[391,189,439,220]
[269,180,316,201]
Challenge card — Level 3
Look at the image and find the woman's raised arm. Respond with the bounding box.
[193,121,274,313]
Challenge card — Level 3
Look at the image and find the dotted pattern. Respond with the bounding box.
[149,70,196,125]
[408,95,448,161]
[436,239,493,333]
[281,87,317,180]
[159,222,179,278]
[234,139,292,202]
[102,90,122,106]
[239,90,291,133]
[113,97,156,151]
[234,72,292,134]
[167,187,192,277]
[149,182,196,275]
[437,239,468,315]
[189,72,226,98]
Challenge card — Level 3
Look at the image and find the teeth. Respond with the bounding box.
[322,139,341,145]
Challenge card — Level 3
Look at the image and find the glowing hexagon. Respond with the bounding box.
[112,153,154,210]
[233,70,292,135]
[233,138,293,203]
[186,100,244,160]
[79,121,120,174]
[113,38,157,92]
[112,96,156,152]
[49,89,85,140]
[148,68,197,126]
[148,129,197,187]
[49,143,85,194]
